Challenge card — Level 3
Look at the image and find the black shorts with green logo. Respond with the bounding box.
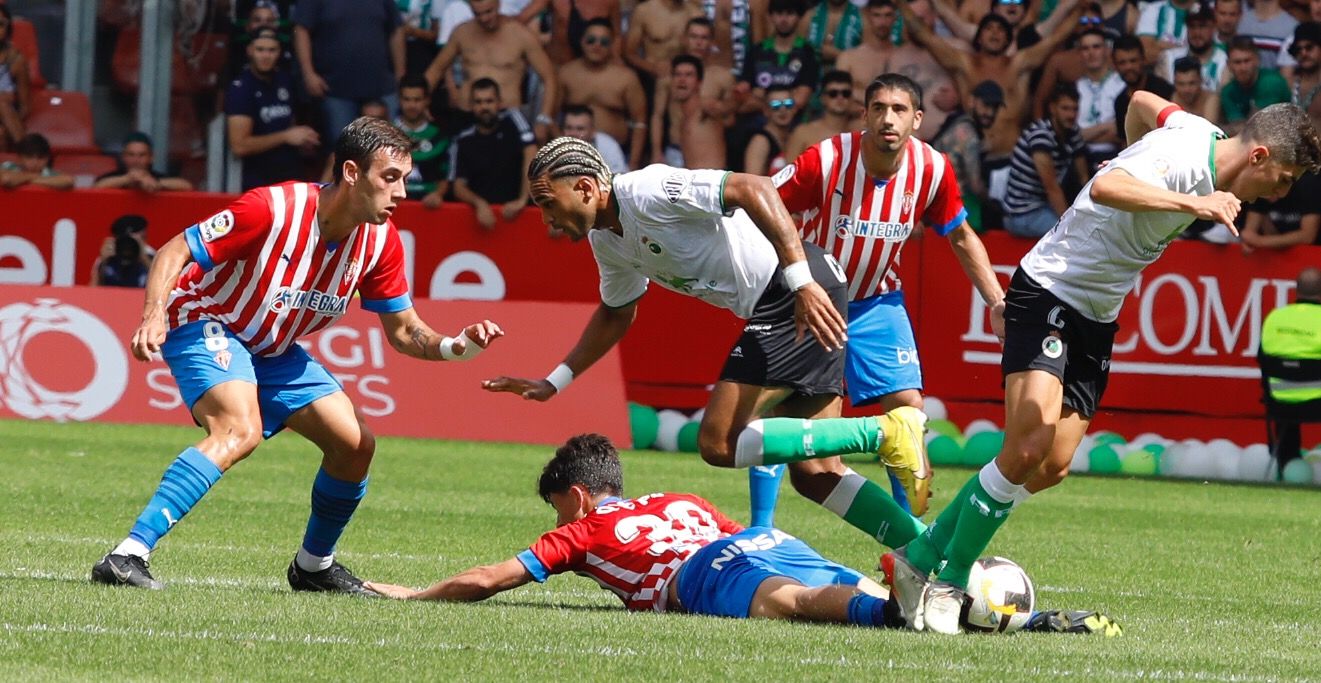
[718,242,847,397]
[1001,269,1118,418]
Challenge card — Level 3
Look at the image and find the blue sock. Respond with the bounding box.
[127,447,224,551]
[846,593,888,628]
[301,468,368,559]
[748,464,787,527]
[887,470,912,514]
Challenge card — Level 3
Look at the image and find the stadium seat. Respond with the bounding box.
[25,90,98,155]
[10,17,46,90]
[113,27,229,96]
[52,153,118,186]
[1257,350,1321,477]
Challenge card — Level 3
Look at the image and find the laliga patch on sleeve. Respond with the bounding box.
[662,171,691,203]
[198,210,235,242]
[771,163,796,188]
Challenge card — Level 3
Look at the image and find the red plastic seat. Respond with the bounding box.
[10,18,45,90]
[113,27,229,96]
[25,90,98,155]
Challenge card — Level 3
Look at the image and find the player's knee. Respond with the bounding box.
[211,417,262,467]
[697,424,735,467]
[1001,424,1056,472]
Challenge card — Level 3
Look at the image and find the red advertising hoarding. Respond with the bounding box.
[0,285,630,445]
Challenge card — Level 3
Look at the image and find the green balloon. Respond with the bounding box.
[1282,458,1315,484]
[1120,450,1158,476]
[927,419,961,441]
[1142,443,1166,457]
[1088,445,1122,473]
[928,434,962,466]
[1093,432,1127,449]
[963,430,1004,466]
[628,403,659,450]
[677,422,701,453]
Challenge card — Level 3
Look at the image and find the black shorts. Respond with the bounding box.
[718,242,848,396]
[1000,269,1118,417]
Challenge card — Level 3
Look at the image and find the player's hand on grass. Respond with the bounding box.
[362,581,415,599]
[130,315,168,362]
[793,282,847,351]
[482,376,557,401]
[1191,191,1241,229]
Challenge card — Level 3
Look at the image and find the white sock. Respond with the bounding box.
[978,461,1024,505]
[1011,487,1034,508]
[295,547,334,572]
[733,421,767,468]
[820,468,865,517]
[112,538,151,559]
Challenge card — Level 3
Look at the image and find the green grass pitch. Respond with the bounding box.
[3,419,1320,681]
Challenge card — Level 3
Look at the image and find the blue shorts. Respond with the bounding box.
[674,527,863,618]
[161,320,343,438]
[845,290,923,405]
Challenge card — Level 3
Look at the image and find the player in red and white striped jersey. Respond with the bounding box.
[366,434,902,628]
[92,118,504,595]
[748,74,1006,533]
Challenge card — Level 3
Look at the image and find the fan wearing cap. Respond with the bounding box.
[1281,22,1321,117]
[1158,3,1229,91]
[1277,1,1321,78]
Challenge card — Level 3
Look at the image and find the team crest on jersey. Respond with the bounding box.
[213,349,232,371]
[1153,158,1171,177]
[662,172,689,203]
[343,258,361,285]
[771,163,796,188]
[901,191,916,215]
[642,236,663,254]
[198,210,235,243]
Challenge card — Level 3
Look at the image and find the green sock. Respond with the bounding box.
[740,417,880,467]
[822,471,927,548]
[936,474,1015,588]
[903,473,981,574]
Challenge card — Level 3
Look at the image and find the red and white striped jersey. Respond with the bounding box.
[520,493,744,612]
[774,133,966,300]
[170,182,412,356]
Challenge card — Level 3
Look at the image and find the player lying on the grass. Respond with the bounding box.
[887,93,1321,634]
[482,138,931,559]
[91,117,504,594]
[364,434,1121,636]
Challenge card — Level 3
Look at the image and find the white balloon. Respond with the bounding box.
[1130,432,1162,451]
[1238,444,1273,482]
[1159,443,1183,477]
[654,409,687,452]
[923,396,948,421]
[689,408,706,424]
[1070,436,1094,472]
[1312,460,1321,484]
[964,418,998,438]
[1206,439,1240,481]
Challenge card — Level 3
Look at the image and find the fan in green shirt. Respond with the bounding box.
[1221,36,1292,123]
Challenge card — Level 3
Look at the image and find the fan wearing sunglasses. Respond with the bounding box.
[745,86,798,175]
[559,18,649,169]
[785,70,859,162]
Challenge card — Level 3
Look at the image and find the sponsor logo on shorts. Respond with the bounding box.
[1047,305,1066,329]
[198,210,235,243]
[895,347,919,365]
[744,323,773,335]
[213,349,232,370]
[1041,335,1064,359]
[730,345,744,358]
[269,287,350,315]
[832,215,912,240]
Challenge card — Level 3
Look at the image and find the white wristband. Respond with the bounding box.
[783,260,813,291]
[545,363,574,393]
[438,331,483,361]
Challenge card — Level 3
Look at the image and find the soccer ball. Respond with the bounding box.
[964,556,1035,633]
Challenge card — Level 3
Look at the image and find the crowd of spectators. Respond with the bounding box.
[14,0,1320,251]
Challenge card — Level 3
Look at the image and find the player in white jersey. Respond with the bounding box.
[91,118,504,593]
[483,137,934,556]
[887,94,1321,634]
[753,73,1006,527]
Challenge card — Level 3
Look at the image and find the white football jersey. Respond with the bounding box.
[1020,111,1224,323]
[589,165,778,319]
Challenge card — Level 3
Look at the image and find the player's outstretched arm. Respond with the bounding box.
[722,172,847,351]
[946,223,1006,343]
[1124,90,1177,147]
[378,307,504,361]
[366,557,534,602]
[1090,169,1242,228]
[483,300,638,400]
[129,232,194,362]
